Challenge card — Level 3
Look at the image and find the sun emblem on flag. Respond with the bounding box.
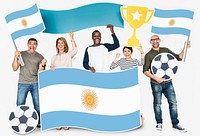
[21,19,28,27]
[81,89,98,111]
[169,19,175,26]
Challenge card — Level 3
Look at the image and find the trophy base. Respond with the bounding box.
[126,38,140,48]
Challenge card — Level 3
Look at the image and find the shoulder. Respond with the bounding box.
[51,54,57,58]
[160,47,170,51]
[36,52,44,58]
[21,50,27,54]
[85,46,93,50]
[145,50,153,57]
[119,58,125,61]
[21,51,29,57]
[88,45,94,48]
[118,58,126,63]
[84,46,91,52]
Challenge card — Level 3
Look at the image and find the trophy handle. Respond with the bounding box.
[120,7,128,22]
[144,9,154,24]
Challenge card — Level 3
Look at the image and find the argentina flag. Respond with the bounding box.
[5,4,45,41]
[151,8,194,36]
[38,67,141,132]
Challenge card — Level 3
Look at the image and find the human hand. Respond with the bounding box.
[69,31,74,40]
[116,53,120,59]
[89,67,96,73]
[184,41,191,48]
[155,77,165,84]
[41,58,47,65]
[107,24,114,34]
[137,44,144,54]
[14,50,21,58]
[50,65,55,70]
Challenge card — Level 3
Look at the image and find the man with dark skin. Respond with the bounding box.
[83,24,120,72]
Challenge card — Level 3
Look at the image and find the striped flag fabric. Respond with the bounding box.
[38,67,141,132]
[151,8,194,36]
[5,4,45,41]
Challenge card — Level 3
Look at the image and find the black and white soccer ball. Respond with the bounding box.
[9,105,38,134]
[151,53,178,80]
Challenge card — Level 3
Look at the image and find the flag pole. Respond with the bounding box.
[13,40,24,66]
[183,36,190,62]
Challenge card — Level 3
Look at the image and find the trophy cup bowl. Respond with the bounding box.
[121,6,154,47]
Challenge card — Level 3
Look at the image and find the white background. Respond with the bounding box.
[0,0,200,135]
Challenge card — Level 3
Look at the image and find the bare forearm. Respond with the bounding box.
[143,71,164,83]
[179,41,191,59]
[39,59,47,71]
[12,57,20,71]
[144,71,155,80]
[179,47,185,59]
[71,39,77,49]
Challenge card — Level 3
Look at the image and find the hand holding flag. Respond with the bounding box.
[151,8,194,61]
[5,4,45,66]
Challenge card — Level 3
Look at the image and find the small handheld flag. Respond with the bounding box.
[151,8,194,36]
[151,8,194,61]
[5,4,45,66]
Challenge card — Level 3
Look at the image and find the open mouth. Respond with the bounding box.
[94,38,100,44]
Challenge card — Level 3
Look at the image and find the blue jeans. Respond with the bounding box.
[17,83,40,124]
[150,81,179,126]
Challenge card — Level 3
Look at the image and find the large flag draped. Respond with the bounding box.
[40,3,124,33]
[5,4,45,41]
[151,8,194,36]
[38,67,141,132]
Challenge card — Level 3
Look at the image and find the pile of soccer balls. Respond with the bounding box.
[9,105,38,134]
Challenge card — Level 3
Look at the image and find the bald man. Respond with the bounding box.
[143,35,190,132]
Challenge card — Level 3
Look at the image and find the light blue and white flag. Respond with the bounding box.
[151,8,194,36]
[5,4,45,41]
[38,67,141,132]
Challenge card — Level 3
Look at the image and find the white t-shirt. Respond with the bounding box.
[87,45,109,72]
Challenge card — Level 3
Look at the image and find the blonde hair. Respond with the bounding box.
[56,37,69,54]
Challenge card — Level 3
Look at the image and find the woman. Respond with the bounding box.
[110,45,144,70]
[110,45,145,125]
[51,31,77,69]
[50,31,78,130]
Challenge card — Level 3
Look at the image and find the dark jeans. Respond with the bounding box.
[151,81,179,126]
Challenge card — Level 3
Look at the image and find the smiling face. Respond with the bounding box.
[150,35,161,49]
[57,39,65,51]
[27,39,38,53]
[123,47,133,59]
[56,37,68,54]
[92,31,101,46]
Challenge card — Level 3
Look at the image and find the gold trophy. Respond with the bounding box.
[121,6,154,47]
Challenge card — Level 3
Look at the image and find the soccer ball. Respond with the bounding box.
[9,105,38,134]
[151,53,178,80]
